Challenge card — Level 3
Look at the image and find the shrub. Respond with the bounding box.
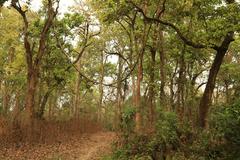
[107,101,240,160]
[108,110,181,160]
[120,105,136,137]
[208,100,240,159]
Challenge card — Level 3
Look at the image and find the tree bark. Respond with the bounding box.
[36,90,51,119]
[135,0,150,133]
[148,47,156,125]
[129,28,136,106]
[11,0,59,130]
[98,52,104,122]
[135,51,143,132]
[177,46,186,122]
[12,91,21,126]
[2,81,10,116]
[198,32,234,128]
[116,56,123,130]
[74,60,81,119]
[24,68,38,125]
[159,28,166,108]
[225,81,230,104]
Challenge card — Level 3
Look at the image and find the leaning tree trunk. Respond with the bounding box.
[199,32,234,128]
[198,51,226,128]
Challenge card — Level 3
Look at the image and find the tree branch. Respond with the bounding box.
[11,0,33,68]
[127,0,219,50]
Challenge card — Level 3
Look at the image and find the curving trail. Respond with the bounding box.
[0,131,115,160]
[79,132,115,160]
[59,131,115,160]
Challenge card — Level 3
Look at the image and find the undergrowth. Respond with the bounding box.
[104,101,240,160]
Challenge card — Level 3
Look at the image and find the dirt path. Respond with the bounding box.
[0,132,115,160]
[72,132,115,160]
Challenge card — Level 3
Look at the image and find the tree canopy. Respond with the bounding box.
[0,0,240,159]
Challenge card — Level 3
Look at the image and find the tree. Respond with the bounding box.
[0,7,25,119]
[9,0,59,129]
[129,0,239,128]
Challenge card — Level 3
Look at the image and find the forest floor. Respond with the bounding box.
[0,131,115,160]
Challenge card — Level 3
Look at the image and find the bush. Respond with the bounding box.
[121,105,136,133]
[155,111,179,147]
[108,110,181,160]
[173,100,240,160]
[107,101,240,160]
[208,100,240,159]
[210,101,240,146]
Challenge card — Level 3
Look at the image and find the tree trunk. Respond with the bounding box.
[148,47,156,126]
[74,60,81,119]
[225,81,230,104]
[129,26,137,106]
[170,64,178,111]
[159,28,166,108]
[12,91,21,127]
[2,81,10,116]
[48,93,55,120]
[11,0,59,132]
[177,46,186,122]
[135,0,150,133]
[135,53,143,133]
[37,90,51,119]
[24,68,38,128]
[198,32,234,128]
[170,78,175,111]
[98,52,104,122]
[116,56,123,130]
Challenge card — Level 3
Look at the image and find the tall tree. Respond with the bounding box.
[10,0,59,128]
[130,0,239,128]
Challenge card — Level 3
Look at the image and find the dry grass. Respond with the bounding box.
[0,116,115,160]
[0,116,102,147]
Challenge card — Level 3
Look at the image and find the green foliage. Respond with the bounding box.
[155,111,179,146]
[121,105,136,133]
[107,135,154,160]
[89,0,131,23]
[1,0,240,159]
[172,100,240,160]
[109,104,240,159]
[0,0,7,6]
[63,13,84,29]
[211,102,240,145]
[208,101,240,159]
[107,111,181,160]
